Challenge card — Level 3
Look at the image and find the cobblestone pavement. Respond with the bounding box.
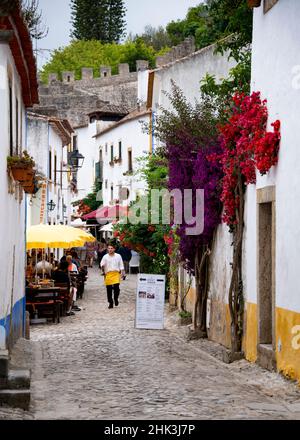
[1,267,300,420]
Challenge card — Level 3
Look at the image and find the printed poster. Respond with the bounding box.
[135,274,166,330]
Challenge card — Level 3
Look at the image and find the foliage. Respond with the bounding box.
[215,91,281,352]
[21,0,48,40]
[114,223,170,276]
[153,82,223,273]
[73,180,102,215]
[70,0,126,43]
[166,0,253,61]
[7,151,35,168]
[178,310,192,319]
[129,25,172,52]
[136,153,168,190]
[218,92,281,229]
[200,51,251,121]
[40,39,160,83]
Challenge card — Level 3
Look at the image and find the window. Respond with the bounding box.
[73,135,78,150]
[128,149,133,172]
[9,79,13,156]
[49,150,52,180]
[15,98,19,155]
[100,149,103,162]
[104,72,107,78]
[119,141,122,160]
[111,184,114,201]
[105,143,108,154]
[54,154,57,185]
[111,144,114,162]
[105,180,108,189]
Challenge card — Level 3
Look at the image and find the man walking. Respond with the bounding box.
[100,242,125,309]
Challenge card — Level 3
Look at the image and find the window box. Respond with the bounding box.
[109,161,115,167]
[123,171,133,176]
[114,157,122,164]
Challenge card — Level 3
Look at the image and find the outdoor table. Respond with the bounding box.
[26,287,63,323]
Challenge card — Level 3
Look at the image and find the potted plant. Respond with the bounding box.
[7,151,35,183]
[23,178,40,195]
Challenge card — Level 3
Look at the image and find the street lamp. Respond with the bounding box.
[47,200,56,212]
[68,150,85,170]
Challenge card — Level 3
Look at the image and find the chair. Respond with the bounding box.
[129,252,140,274]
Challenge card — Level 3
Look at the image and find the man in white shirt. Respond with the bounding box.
[100,243,125,309]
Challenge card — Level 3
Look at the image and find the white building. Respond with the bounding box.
[74,105,128,203]
[0,4,39,349]
[242,0,300,382]
[94,107,152,208]
[26,113,76,228]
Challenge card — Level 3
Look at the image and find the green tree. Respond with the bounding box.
[40,39,161,83]
[131,25,172,52]
[70,0,126,43]
[166,0,253,61]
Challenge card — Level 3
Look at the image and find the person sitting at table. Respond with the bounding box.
[65,256,81,312]
[36,257,52,277]
[52,261,80,315]
[66,255,78,273]
[71,251,81,269]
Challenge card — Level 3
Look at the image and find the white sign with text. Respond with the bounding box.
[135,274,166,330]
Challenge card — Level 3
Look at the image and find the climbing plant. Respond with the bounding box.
[215,91,281,352]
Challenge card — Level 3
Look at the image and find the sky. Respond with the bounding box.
[37,0,201,67]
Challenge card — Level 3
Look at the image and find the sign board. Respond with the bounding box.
[39,182,47,224]
[135,274,166,330]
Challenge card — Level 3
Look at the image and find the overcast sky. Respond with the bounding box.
[37,0,201,67]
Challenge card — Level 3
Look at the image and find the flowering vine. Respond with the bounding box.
[216,91,281,352]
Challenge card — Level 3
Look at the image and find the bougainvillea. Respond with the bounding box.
[218,91,281,228]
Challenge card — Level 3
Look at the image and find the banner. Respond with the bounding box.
[39,182,47,224]
[135,274,166,330]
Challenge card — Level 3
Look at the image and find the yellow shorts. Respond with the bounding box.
[105,271,121,286]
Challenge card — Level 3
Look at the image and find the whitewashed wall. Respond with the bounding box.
[248,0,300,314]
[75,123,97,202]
[97,116,150,207]
[0,45,27,348]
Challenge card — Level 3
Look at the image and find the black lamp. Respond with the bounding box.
[69,150,85,170]
[47,200,56,211]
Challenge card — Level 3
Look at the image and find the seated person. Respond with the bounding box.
[36,258,52,276]
[66,255,78,273]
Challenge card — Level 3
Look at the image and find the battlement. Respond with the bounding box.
[48,60,149,85]
[155,37,196,68]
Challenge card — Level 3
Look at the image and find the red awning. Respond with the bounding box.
[82,205,128,221]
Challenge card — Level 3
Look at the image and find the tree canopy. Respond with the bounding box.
[70,0,126,43]
[40,39,167,83]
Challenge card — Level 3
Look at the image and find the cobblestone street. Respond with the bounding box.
[1,268,300,420]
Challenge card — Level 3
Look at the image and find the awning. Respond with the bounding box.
[100,223,114,232]
[82,205,128,221]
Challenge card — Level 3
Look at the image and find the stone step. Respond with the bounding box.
[0,350,9,378]
[0,389,30,410]
[8,369,30,390]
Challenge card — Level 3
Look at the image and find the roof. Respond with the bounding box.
[94,107,151,138]
[1,4,39,107]
[28,112,74,144]
[88,103,129,118]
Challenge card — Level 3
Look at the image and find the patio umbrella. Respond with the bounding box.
[26,225,95,250]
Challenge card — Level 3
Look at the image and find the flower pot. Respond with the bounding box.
[23,184,35,194]
[247,0,261,7]
[10,166,34,183]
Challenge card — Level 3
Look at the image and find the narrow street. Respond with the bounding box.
[1,268,300,420]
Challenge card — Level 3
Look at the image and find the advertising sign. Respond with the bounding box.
[135,274,166,330]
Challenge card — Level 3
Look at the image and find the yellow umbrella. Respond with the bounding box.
[55,225,96,244]
[26,225,89,250]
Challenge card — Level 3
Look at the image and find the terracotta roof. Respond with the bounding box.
[88,104,129,117]
[94,107,151,138]
[2,5,39,107]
